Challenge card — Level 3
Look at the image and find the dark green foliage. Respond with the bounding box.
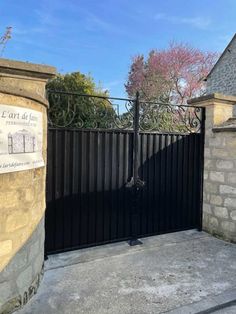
[47,72,115,128]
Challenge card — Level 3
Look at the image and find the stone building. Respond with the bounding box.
[206,33,236,115]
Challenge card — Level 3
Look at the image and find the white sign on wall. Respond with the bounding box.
[0,104,44,174]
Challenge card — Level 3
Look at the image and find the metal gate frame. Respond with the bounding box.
[45,90,205,254]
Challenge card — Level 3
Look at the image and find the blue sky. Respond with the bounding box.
[1,0,235,97]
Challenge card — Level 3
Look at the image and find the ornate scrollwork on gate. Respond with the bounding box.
[47,91,203,133]
[139,101,203,133]
[47,91,134,130]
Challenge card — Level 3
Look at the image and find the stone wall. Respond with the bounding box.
[204,124,236,242]
[0,59,55,313]
[188,94,236,242]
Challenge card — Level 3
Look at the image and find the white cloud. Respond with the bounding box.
[155,13,212,30]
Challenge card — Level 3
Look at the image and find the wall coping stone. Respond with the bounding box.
[0,58,56,80]
[187,93,236,105]
[213,118,236,132]
[0,58,56,107]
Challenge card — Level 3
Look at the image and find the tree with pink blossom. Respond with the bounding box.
[125,42,218,104]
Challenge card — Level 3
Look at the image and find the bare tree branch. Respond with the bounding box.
[0,27,12,57]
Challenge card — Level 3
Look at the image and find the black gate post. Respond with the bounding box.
[198,106,206,231]
[127,91,144,246]
[133,91,140,186]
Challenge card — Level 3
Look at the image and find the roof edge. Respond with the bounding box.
[205,33,236,80]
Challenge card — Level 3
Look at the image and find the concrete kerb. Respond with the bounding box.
[165,287,236,314]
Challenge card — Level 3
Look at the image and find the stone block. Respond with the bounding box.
[24,188,35,203]
[204,171,209,180]
[203,203,212,214]
[226,149,236,159]
[0,280,12,305]
[220,185,236,195]
[216,160,234,170]
[221,221,236,233]
[224,197,236,209]
[203,212,209,228]
[228,173,236,184]
[28,240,40,261]
[226,137,236,148]
[213,103,233,126]
[5,212,29,233]
[209,216,219,229]
[16,265,32,290]
[212,148,228,158]
[209,137,225,147]
[0,191,20,209]
[33,254,44,277]
[204,182,218,193]
[213,206,229,219]
[205,159,215,170]
[39,231,45,250]
[209,171,225,183]
[2,248,28,278]
[203,193,211,202]
[210,194,222,206]
[0,240,12,257]
[204,148,211,158]
[230,210,236,221]
[7,171,32,187]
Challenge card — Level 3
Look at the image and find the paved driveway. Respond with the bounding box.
[18,231,236,314]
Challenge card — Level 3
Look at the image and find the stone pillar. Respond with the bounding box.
[188,93,236,242]
[0,59,56,313]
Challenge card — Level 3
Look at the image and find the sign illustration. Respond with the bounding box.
[0,104,44,173]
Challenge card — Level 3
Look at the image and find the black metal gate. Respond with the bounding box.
[45,91,205,254]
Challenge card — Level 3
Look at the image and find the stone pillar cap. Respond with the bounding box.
[0,58,57,106]
[187,93,236,106]
[0,58,56,79]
